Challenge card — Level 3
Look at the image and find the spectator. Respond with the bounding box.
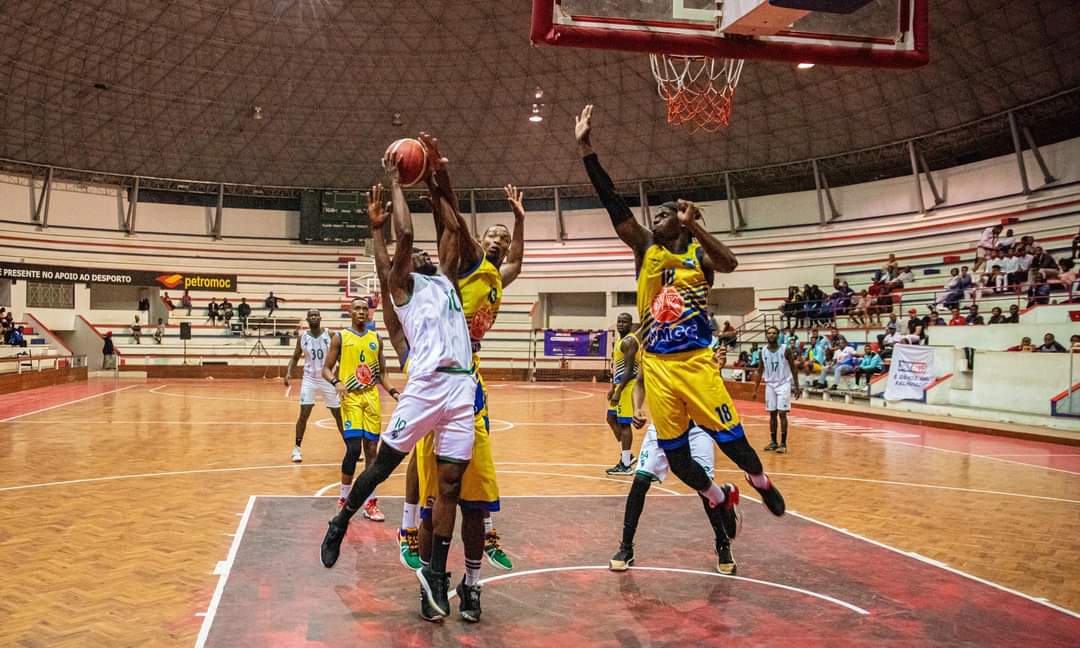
[1006,336,1034,352]
[102,331,116,369]
[849,290,869,327]
[181,290,193,315]
[1071,334,1080,352]
[888,266,914,289]
[734,351,750,368]
[878,254,899,282]
[782,285,804,329]
[880,322,903,354]
[153,318,165,344]
[238,297,252,334]
[988,306,1006,324]
[936,268,963,309]
[1001,249,1022,289]
[854,347,884,386]
[161,292,175,311]
[138,296,150,312]
[875,283,896,321]
[7,325,25,347]
[973,224,1003,272]
[265,291,284,317]
[820,343,857,390]
[1029,246,1057,285]
[947,308,965,326]
[1004,304,1020,324]
[718,320,737,348]
[925,306,945,327]
[965,304,984,325]
[1072,225,1080,259]
[905,308,922,335]
[997,228,1016,254]
[1035,333,1066,353]
[131,315,142,344]
[981,262,1006,296]
[1016,246,1035,286]
[207,297,220,324]
[748,343,761,369]
[958,265,975,298]
[221,298,234,328]
[1049,258,1076,295]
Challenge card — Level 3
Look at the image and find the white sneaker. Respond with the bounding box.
[291,446,302,463]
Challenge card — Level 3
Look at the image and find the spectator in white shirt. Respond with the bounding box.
[997,228,1016,253]
[974,224,1003,272]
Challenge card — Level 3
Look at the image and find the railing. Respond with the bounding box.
[0,352,88,375]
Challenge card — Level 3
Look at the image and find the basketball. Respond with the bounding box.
[383,138,429,187]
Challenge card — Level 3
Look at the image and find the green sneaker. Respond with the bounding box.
[398,527,422,570]
[484,530,513,570]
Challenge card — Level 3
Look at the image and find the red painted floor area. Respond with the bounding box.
[736,401,1080,473]
[201,496,1079,647]
[0,379,129,421]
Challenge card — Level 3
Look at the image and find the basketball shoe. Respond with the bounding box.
[609,542,635,571]
[484,530,512,570]
[456,578,483,622]
[363,498,385,522]
[398,528,421,569]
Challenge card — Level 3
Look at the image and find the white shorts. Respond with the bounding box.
[765,381,792,412]
[300,376,340,408]
[637,424,714,483]
[381,370,477,462]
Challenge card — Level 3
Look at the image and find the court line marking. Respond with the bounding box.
[148,383,596,405]
[0,463,338,493]
[0,384,139,422]
[194,495,255,648]
[310,469,681,497]
[981,453,1080,457]
[455,565,869,616]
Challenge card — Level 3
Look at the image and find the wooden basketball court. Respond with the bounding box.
[1,378,1077,646]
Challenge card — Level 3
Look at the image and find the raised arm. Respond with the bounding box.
[419,133,483,273]
[367,185,408,361]
[677,200,738,274]
[500,184,526,287]
[387,175,415,305]
[575,104,652,261]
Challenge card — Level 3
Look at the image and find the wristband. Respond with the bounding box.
[389,388,400,397]
[330,378,340,386]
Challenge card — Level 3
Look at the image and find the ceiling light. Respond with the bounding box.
[796,62,815,69]
[529,104,543,123]
[392,113,403,126]
[252,105,263,120]
[534,86,544,99]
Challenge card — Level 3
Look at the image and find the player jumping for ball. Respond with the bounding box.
[754,326,801,454]
[321,166,477,625]
[575,103,786,538]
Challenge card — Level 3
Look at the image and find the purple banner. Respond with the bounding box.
[543,330,608,357]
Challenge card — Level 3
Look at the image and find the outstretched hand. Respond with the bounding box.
[574,104,594,145]
[418,132,449,191]
[504,184,524,217]
[367,184,388,229]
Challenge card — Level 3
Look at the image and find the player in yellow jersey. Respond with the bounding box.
[321,296,399,522]
[575,104,786,540]
[606,313,638,474]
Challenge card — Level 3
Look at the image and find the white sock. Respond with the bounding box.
[747,472,770,489]
[402,502,418,530]
[621,450,632,465]
[483,515,494,535]
[339,482,351,500]
[700,482,726,507]
[465,558,482,586]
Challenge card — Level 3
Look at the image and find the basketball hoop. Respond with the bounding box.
[649,54,744,132]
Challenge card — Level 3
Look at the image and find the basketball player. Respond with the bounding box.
[754,326,801,453]
[321,171,478,625]
[606,313,637,474]
[575,104,785,522]
[321,297,399,520]
[401,133,520,575]
[610,349,737,574]
[284,309,344,463]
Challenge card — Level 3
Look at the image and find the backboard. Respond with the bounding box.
[531,0,928,68]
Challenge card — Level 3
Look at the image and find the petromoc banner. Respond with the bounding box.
[883,344,935,401]
[0,262,236,292]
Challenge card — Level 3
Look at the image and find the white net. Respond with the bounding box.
[649,54,744,132]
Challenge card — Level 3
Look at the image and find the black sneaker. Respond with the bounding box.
[716,541,737,576]
[456,578,483,623]
[775,444,788,454]
[419,589,443,623]
[416,566,450,618]
[321,519,348,568]
[746,475,786,516]
[605,460,634,475]
[762,441,778,452]
[609,543,634,571]
[716,483,742,540]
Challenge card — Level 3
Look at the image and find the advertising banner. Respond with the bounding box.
[0,262,237,292]
[543,330,608,357]
[883,344,935,401]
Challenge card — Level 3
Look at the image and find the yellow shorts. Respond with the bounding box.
[417,372,499,515]
[340,388,381,440]
[641,348,745,450]
[607,378,637,424]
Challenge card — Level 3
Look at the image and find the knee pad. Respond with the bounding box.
[341,438,363,476]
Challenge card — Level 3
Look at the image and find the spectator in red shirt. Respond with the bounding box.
[161,292,175,311]
[1007,337,1034,352]
[947,308,965,326]
[180,290,193,315]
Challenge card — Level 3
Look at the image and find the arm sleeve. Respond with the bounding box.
[583,153,635,227]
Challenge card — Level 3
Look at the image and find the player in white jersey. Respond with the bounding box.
[610,347,739,575]
[284,309,343,462]
[753,326,801,454]
[321,171,477,625]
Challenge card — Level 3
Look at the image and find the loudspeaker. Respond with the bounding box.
[179,322,192,340]
[299,190,322,242]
